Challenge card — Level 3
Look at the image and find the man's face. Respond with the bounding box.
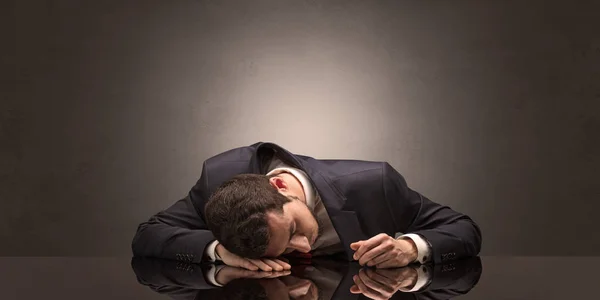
[263,198,320,257]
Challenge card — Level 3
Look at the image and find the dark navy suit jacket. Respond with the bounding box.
[132,142,482,264]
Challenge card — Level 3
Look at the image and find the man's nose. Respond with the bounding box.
[289,235,311,253]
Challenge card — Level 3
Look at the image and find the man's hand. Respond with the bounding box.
[350,267,419,300]
[215,266,291,286]
[216,243,291,271]
[350,233,418,268]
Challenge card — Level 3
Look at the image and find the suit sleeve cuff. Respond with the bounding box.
[205,240,222,262]
[399,233,431,264]
[205,264,227,287]
[397,264,431,292]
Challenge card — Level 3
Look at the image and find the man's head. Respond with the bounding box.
[205,173,320,258]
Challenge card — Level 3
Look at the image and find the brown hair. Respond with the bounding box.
[204,174,291,258]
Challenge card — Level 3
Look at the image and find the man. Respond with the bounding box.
[132,142,481,274]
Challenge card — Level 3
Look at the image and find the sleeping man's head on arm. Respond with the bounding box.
[204,173,320,259]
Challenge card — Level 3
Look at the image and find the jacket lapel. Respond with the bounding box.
[305,168,368,261]
[248,141,267,174]
[252,143,368,261]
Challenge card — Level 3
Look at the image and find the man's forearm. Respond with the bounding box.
[132,195,217,263]
[133,222,215,263]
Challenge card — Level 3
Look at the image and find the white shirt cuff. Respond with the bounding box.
[399,234,431,264]
[398,264,431,292]
[205,240,222,262]
[206,264,227,287]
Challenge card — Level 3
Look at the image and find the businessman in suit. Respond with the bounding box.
[131,256,483,300]
[132,142,481,283]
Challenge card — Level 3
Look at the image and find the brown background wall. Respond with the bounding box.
[2,0,599,256]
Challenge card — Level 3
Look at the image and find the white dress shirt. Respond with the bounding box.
[205,158,431,291]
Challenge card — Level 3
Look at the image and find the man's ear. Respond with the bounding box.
[269,176,288,191]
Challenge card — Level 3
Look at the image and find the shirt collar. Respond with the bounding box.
[266,164,316,210]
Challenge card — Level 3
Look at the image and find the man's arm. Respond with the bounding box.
[131,257,218,291]
[131,163,216,263]
[382,162,482,264]
[131,195,216,263]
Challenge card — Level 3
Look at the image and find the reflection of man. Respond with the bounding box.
[132,142,481,287]
[131,257,483,300]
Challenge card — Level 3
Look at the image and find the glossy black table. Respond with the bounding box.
[1,257,597,299]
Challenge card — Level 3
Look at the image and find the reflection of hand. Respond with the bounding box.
[215,266,291,286]
[216,243,291,271]
[350,233,417,268]
[350,267,418,300]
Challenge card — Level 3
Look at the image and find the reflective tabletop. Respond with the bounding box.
[1,257,597,299]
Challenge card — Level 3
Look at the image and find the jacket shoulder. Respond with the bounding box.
[205,143,260,164]
[201,144,260,189]
[312,158,386,179]
[190,144,260,207]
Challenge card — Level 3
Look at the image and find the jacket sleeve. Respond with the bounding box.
[131,163,215,263]
[382,163,482,264]
[131,257,219,295]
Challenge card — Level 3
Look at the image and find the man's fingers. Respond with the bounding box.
[353,240,377,261]
[236,257,289,272]
[247,259,273,271]
[265,270,291,278]
[350,241,363,251]
[365,268,398,290]
[371,268,399,280]
[353,274,384,300]
[241,269,268,278]
[239,260,259,271]
[376,267,414,284]
[375,250,413,269]
[359,269,395,296]
[366,251,393,267]
[353,234,388,261]
[271,258,291,270]
[243,270,289,279]
[359,243,392,266]
[376,256,407,269]
[260,259,285,271]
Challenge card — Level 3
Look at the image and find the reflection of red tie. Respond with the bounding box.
[283,251,313,264]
